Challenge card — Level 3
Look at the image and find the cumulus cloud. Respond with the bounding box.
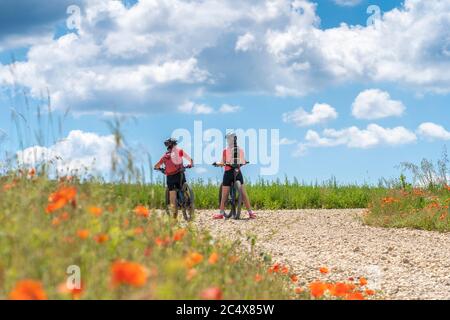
[279,138,297,145]
[295,124,417,155]
[283,103,338,127]
[0,0,449,115]
[178,101,214,115]
[333,0,362,7]
[352,89,406,120]
[17,130,116,174]
[219,104,241,113]
[0,0,83,50]
[417,122,450,141]
[235,33,256,52]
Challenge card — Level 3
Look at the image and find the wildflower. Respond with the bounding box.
[144,247,152,257]
[46,186,77,214]
[58,282,84,300]
[111,261,148,287]
[427,202,440,209]
[333,282,354,297]
[281,266,289,274]
[155,236,171,247]
[2,182,16,192]
[365,289,375,296]
[445,184,450,192]
[76,229,90,240]
[294,287,303,294]
[123,218,130,228]
[229,255,240,264]
[208,252,219,265]
[359,277,368,286]
[60,211,70,221]
[186,269,198,281]
[173,229,187,242]
[134,227,144,235]
[309,281,327,299]
[62,236,75,244]
[268,263,281,274]
[254,274,263,283]
[51,217,61,227]
[200,287,223,300]
[290,274,299,283]
[134,205,150,217]
[185,252,204,268]
[345,292,365,300]
[94,233,109,244]
[88,206,103,217]
[319,267,329,274]
[28,168,36,177]
[382,197,398,205]
[9,280,48,300]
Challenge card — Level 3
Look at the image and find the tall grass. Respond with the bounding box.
[111,179,385,210]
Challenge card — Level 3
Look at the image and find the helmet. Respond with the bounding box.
[164,138,178,148]
[225,132,237,140]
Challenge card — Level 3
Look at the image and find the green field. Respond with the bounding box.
[111,180,385,210]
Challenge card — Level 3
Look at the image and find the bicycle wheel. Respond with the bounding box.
[219,183,234,219]
[233,181,242,220]
[181,183,195,222]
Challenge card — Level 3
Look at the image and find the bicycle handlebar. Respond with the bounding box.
[212,161,249,168]
[154,165,193,174]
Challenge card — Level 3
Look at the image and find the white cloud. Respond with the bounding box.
[219,104,241,113]
[333,0,362,7]
[352,89,406,120]
[295,124,417,156]
[1,0,450,115]
[417,122,450,141]
[194,167,208,174]
[178,101,214,115]
[283,103,338,127]
[235,33,256,52]
[17,130,116,174]
[279,138,297,145]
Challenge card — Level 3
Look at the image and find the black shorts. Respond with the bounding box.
[222,169,244,187]
[166,172,186,191]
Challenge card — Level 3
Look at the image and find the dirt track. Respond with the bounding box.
[193,209,450,300]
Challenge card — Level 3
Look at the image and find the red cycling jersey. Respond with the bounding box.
[156,147,190,176]
[222,147,245,172]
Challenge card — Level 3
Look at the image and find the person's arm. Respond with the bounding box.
[182,150,194,167]
[154,156,164,169]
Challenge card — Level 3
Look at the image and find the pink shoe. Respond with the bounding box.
[213,214,224,220]
[249,212,257,219]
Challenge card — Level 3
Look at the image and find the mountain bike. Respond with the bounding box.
[212,161,249,220]
[154,166,195,221]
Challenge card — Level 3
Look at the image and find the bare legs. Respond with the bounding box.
[240,185,252,211]
[220,186,230,211]
[169,190,178,218]
[220,184,252,211]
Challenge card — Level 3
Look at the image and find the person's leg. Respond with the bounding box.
[167,174,180,219]
[220,186,230,211]
[169,190,178,218]
[241,185,251,211]
[238,173,256,219]
[214,171,231,219]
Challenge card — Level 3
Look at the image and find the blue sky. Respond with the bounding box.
[0,0,449,184]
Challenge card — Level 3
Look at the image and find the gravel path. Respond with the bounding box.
[193,209,450,300]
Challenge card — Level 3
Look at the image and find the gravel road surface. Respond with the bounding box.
[193,209,450,300]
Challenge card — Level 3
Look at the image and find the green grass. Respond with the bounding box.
[364,187,450,232]
[110,180,385,210]
[0,174,304,300]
